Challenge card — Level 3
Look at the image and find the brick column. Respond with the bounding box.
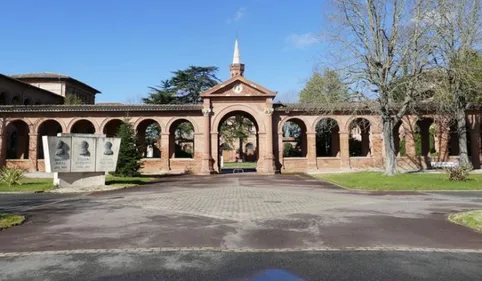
[200,108,214,175]
[339,132,350,168]
[160,132,170,171]
[307,132,317,170]
[263,107,276,174]
[28,133,38,172]
[278,133,284,171]
[211,132,219,173]
[371,133,384,167]
[405,129,417,158]
[435,126,450,161]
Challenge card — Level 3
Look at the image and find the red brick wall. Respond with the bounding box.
[282,158,308,172]
[316,157,342,169]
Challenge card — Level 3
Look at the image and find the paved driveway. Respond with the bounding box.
[1,173,482,252]
[2,250,482,281]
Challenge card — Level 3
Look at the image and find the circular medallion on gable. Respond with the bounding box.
[233,83,243,94]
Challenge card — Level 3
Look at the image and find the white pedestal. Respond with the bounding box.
[55,172,106,188]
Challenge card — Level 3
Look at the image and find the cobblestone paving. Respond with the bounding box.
[1,174,482,253]
[106,178,377,221]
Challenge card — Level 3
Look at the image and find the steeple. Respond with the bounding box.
[230,37,245,77]
[232,37,241,64]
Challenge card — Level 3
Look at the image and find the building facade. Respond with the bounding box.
[0,40,481,174]
[10,73,100,104]
[0,74,64,105]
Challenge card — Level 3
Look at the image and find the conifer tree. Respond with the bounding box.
[114,121,141,177]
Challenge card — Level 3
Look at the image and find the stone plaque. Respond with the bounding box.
[95,138,121,172]
[43,136,72,173]
[71,137,96,172]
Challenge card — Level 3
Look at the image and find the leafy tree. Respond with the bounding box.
[143,66,221,104]
[299,69,349,104]
[432,49,482,164]
[220,115,254,159]
[145,123,161,146]
[114,121,142,177]
[326,0,435,175]
[64,94,82,105]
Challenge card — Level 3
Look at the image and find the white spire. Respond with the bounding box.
[232,37,241,64]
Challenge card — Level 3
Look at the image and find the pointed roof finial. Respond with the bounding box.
[232,36,241,64]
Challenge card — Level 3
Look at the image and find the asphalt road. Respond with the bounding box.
[0,192,76,213]
[1,174,482,252]
[1,250,482,281]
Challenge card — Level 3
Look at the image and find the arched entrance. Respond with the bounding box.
[71,119,96,134]
[137,119,161,158]
[103,119,123,137]
[37,120,63,159]
[217,110,259,173]
[6,120,30,160]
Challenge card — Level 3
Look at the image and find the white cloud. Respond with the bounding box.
[285,32,320,49]
[227,8,246,24]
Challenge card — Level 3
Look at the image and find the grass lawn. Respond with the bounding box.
[449,210,482,232]
[0,178,54,192]
[314,172,482,191]
[0,175,156,192]
[222,162,257,169]
[0,213,25,230]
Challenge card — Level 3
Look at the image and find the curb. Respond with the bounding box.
[1,247,482,257]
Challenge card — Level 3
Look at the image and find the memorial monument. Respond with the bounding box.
[42,134,121,188]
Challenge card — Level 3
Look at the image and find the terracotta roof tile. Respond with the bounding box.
[0,104,203,112]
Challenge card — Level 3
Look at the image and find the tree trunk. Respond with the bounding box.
[238,137,243,161]
[382,118,397,175]
[456,106,470,165]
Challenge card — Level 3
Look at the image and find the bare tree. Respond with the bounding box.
[325,0,435,175]
[430,0,482,165]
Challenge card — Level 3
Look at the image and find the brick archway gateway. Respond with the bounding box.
[213,109,261,172]
[0,40,480,173]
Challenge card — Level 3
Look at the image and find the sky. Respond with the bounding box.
[0,0,332,103]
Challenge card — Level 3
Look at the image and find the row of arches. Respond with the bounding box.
[282,117,372,158]
[5,118,197,160]
[281,116,477,159]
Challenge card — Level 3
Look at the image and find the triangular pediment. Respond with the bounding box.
[200,76,276,98]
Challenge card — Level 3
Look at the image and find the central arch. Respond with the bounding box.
[216,110,260,173]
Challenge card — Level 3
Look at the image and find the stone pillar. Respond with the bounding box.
[28,133,38,172]
[469,125,481,169]
[263,107,276,174]
[160,132,170,171]
[339,132,350,168]
[200,108,214,175]
[307,132,317,170]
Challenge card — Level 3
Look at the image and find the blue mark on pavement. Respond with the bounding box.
[251,269,305,281]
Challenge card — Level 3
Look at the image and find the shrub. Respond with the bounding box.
[0,166,24,188]
[445,163,473,181]
[114,121,142,177]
